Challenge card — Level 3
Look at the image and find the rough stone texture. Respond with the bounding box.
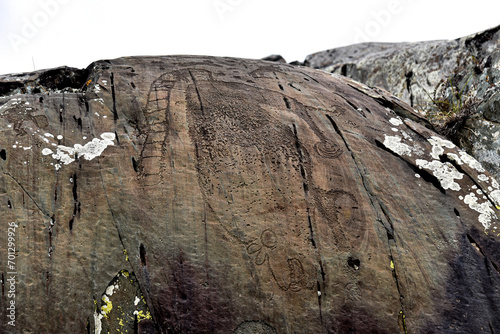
[261,55,287,63]
[1,56,500,333]
[304,26,500,180]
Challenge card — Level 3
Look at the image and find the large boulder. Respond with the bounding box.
[1,56,500,333]
[304,26,500,181]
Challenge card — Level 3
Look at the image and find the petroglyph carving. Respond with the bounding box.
[261,229,277,249]
[247,229,307,292]
[314,141,343,159]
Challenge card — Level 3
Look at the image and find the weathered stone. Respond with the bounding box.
[304,26,500,181]
[0,56,500,333]
[261,55,287,63]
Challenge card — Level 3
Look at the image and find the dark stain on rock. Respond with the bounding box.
[323,304,391,334]
[347,257,360,270]
[140,243,147,267]
[37,67,89,91]
[154,251,234,334]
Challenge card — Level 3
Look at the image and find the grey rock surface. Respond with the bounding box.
[304,26,500,180]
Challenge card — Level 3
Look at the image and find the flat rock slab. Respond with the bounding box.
[1,56,500,333]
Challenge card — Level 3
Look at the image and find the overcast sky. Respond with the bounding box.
[1,0,499,75]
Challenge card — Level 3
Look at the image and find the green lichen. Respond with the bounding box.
[399,310,408,334]
[101,295,113,318]
[123,249,129,262]
[135,310,152,321]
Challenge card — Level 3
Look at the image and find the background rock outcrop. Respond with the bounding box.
[0,56,500,333]
[304,26,500,181]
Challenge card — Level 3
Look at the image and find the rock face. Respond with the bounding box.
[1,56,500,333]
[304,26,500,181]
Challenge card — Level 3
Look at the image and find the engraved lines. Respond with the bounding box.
[140,75,175,186]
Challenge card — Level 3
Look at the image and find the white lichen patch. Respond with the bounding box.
[391,127,399,132]
[459,151,485,172]
[381,129,500,233]
[42,148,53,155]
[383,135,413,156]
[43,132,115,170]
[428,136,455,160]
[389,117,403,126]
[416,159,463,191]
[490,190,500,207]
[478,174,489,182]
[93,311,103,334]
[105,283,119,296]
[464,193,497,230]
[400,130,412,141]
[428,136,455,149]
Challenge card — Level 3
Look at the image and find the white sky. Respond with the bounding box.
[1,0,499,75]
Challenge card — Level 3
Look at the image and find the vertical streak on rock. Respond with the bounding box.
[291,123,308,194]
[110,72,118,121]
[326,112,409,332]
[69,173,78,231]
[188,71,205,114]
[60,93,64,123]
[379,204,408,333]
[292,122,326,322]
[306,208,316,249]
